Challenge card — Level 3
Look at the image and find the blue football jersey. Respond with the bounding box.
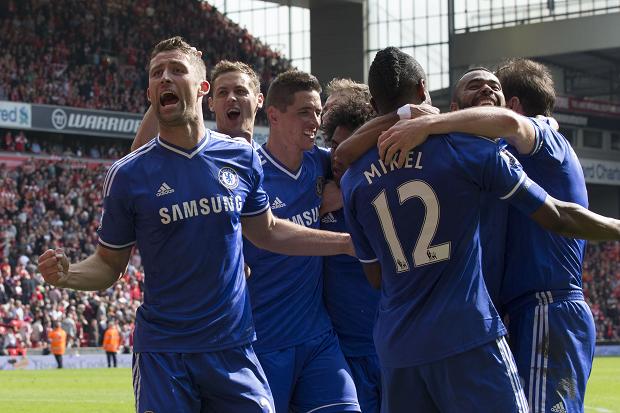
[322,208,380,357]
[340,133,548,368]
[243,144,333,353]
[98,131,269,353]
[501,118,589,309]
[479,193,509,313]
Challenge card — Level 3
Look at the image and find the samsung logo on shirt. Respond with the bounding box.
[159,195,243,224]
[285,206,320,227]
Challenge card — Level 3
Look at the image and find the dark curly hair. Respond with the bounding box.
[368,47,426,114]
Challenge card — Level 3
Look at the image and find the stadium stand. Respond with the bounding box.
[0,0,292,124]
[2,129,130,160]
[583,241,620,341]
[0,155,140,356]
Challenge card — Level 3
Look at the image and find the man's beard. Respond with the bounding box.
[157,103,198,127]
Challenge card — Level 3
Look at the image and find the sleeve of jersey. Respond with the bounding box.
[488,146,548,215]
[97,167,136,250]
[241,147,270,216]
[341,180,378,263]
[521,117,567,161]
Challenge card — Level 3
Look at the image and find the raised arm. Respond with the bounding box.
[241,209,355,256]
[38,245,132,291]
[531,196,620,240]
[378,106,537,167]
[333,112,399,176]
[131,106,159,151]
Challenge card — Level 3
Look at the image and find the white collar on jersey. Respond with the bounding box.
[157,133,210,159]
[258,144,303,180]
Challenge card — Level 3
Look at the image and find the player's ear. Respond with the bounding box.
[449,101,459,112]
[370,97,378,114]
[256,93,264,110]
[146,88,152,103]
[198,80,210,97]
[507,96,522,113]
[208,96,215,112]
[266,105,279,126]
[417,79,427,102]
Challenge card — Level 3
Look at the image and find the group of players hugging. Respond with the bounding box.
[37,37,620,413]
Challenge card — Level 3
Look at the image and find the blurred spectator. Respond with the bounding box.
[49,320,66,368]
[103,319,120,368]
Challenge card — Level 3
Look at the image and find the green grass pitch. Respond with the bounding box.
[0,357,618,412]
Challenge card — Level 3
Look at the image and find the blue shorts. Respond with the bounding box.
[346,354,381,413]
[257,330,360,413]
[507,293,596,413]
[381,337,528,413]
[133,345,274,413]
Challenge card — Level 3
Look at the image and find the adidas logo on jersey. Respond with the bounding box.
[321,212,337,224]
[156,182,175,197]
[551,402,566,413]
[271,197,286,209]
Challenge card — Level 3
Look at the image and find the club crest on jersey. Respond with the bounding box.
[499,148,519,168]
[315,176,325,196]
[218,167,239,189]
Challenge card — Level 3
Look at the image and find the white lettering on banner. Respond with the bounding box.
[552,112,588,126]
[67,113,141,133]
[580,158,620,186]
[0,101,31,128]
[50,108,141,134]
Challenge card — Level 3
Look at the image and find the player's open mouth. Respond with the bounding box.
[476,98,496,106]
[160,91,179,106]
[227,108,241,120]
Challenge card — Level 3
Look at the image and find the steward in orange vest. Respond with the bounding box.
[49,322,67,369]
[103,320,121,368]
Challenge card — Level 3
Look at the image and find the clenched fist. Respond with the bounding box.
[38,248,70,287]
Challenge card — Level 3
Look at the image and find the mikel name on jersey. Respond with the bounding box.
[363,150,423,185]
[159,195,244,224]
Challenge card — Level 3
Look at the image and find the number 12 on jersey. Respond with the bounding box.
[371,180,451,273]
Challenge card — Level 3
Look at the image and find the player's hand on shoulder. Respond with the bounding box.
[320,180,343,216]
[378,117,432,168]
[37,248,70,287]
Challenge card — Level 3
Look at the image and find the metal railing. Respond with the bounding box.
[453,0,620,33]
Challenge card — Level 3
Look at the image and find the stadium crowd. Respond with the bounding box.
[0,149,618,355]
[583,241,620,341]
[0,156,140,356]
[2,129,130,160]
[0,0,291,124]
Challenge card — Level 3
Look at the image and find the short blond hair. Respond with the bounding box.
[325,78,370,102]
[211,60,261,94]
